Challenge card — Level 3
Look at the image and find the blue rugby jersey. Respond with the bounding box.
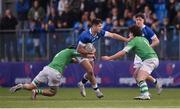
[141,25,157,44]
[77,28,107,45]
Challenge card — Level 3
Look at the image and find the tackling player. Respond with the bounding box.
[102,25,159,100]
[10,46,87,100]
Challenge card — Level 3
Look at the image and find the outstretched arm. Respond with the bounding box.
[101,50,126,61]
[106,32,132,42]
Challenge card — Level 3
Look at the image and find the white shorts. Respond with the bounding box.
[76,57,94,63]
[133,55,143,68]
[32,66,62,87]
[139,58,159,74]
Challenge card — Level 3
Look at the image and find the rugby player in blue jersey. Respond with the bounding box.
[76,18,131,98]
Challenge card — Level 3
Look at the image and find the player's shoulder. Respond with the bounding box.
[131,37,139,41]
[97,29,106,36]
[131,36,144,42]
[80,30,90,36]
[100,29,106,34]
[65,48,76,55]
[144,25,153,31]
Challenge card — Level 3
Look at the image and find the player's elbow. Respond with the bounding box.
[111,33,116,39]
[156,39,160,45]
[154,39,160,47]
[107,32,115,38]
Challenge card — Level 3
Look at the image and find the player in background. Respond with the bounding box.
[134,13,162,94]
[76,18,132,98]
[102,25,159,100]
[10,46,92,100]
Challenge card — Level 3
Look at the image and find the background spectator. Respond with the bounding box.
[0,9,18,61]
[16,0,30,29]
[28,0,45,23]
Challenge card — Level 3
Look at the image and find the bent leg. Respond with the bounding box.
[10,83,37,93]
[34,86,57,97]
[80,60,96,86]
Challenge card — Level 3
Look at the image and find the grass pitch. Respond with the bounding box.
[0,88,180,108]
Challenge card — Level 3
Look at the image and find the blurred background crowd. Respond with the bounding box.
[0,0,179,62]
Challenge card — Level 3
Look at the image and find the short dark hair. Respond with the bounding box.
[135,13,145,19]
[129,25,142,36]
[68,44,77,49]
[91,18,102,26]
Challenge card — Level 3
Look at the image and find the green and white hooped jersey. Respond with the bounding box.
[48,48,80,73]
[123,36,158,61]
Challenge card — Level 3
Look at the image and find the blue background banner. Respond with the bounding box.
[0,61,179,87]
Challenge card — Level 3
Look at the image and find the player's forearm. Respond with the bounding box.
[77,46,89,54]
[109,51,126,60]
[150,40,159,48]
[112,33,128,42]
[150,37,160,48]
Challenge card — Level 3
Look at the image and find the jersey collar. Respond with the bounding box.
[89,28,97,37]
[141,25,146,29]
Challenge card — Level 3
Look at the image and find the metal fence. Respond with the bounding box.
[0,27,179,62]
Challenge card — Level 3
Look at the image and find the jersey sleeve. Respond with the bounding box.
[78,32,91,46]
[122,39,135,53]
[99,30,106,37]
[104,31,110,37]
[147,27,156,39]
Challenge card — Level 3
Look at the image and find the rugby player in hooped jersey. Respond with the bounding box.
[134,13,162,94]
[10,45,93,100]
[102,25,159,100]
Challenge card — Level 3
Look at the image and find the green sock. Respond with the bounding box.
[36,89,43,95]
[139,81,149,95]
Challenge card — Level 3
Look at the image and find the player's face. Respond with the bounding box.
[135,17,144,27]
[95,23,103,33]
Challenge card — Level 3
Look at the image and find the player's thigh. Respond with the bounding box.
[89,60,94,68]
[136,70,150,82]
[81,60,93,73]
[47,70,62,87]
[133,67,140,79]
[32,67,48,86]
[140,58,159,74]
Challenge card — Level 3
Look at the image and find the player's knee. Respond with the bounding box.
[87,71,94,78]
[30,83,37,89]
[136,76,145,83]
